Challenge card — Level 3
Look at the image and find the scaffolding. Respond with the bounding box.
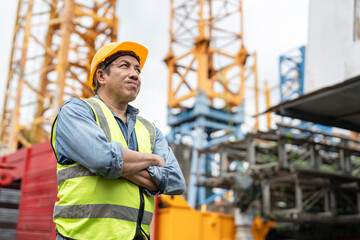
[0,0,118,155]
[198,124,360,223]
[165,0,258,207]
[279,46,305,103]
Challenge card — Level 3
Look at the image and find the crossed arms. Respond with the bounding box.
[54,98,185,195]
[121,148,165,191]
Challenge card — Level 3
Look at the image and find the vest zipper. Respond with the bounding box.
[134,186,149,240]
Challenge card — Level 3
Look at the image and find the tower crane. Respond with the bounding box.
[0,0,118,156]
[165,0,258,208]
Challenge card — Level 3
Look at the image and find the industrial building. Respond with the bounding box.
[0,0,359,239]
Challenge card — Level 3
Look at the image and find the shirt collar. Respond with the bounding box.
[126,104,139,115]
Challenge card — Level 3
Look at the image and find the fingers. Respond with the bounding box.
[155,155,165,167]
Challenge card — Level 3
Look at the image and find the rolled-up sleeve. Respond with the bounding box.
[54,98,124,179]
[146,127,186,195]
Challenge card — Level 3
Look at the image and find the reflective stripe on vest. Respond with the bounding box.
[52,97,156,240]
[53,203,153,225]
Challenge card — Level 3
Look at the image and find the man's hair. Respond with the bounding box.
[93,51,140,94]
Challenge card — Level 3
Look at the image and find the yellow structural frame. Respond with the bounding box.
[165,0,258,111]
[0,0,118,155]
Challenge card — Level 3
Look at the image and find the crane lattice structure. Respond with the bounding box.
[0,0,118,155]
[165,0,258,207]
[279,46,306,103]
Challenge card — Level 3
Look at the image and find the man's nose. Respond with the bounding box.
[129,67,139,80]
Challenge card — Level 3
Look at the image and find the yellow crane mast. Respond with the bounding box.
[0,0,118,155]
[164,0,259,208]
[165,0,257,110]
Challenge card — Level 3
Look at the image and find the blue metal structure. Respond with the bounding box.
[279,46,306,103]
[167,92,245,207]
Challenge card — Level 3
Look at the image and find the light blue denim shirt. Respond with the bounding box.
[53,96,186,197]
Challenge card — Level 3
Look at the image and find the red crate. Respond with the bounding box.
[6,141,58,240]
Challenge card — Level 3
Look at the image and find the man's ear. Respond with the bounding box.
[96,69,106,85]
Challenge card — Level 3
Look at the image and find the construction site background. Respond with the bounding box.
[0,0,360,240]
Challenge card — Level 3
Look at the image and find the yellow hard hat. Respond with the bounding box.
[88,41,148,90]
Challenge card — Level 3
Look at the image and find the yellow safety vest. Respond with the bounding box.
[51,97,156,240]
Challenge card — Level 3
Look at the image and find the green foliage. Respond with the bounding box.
[320,164,338,173]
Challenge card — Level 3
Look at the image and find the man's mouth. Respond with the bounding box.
[125,81,138,88]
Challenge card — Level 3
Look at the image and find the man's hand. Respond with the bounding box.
[149,153,166,167]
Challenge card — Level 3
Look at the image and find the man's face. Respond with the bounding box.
[98,55,141,102]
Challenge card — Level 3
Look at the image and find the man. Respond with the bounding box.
[51,41,186,240]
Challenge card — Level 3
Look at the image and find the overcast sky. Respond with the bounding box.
[0,0,309,134]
